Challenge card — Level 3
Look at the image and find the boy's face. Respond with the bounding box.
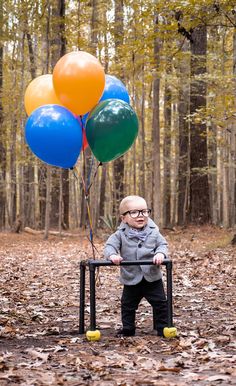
[120,198,149,229]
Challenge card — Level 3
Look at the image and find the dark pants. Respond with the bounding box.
[121,278,168,334]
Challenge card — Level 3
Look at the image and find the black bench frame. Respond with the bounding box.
[79,259,174,334]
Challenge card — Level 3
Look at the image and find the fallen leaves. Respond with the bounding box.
[0,227,235,385]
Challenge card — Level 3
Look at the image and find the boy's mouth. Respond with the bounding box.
[136,219,145,224]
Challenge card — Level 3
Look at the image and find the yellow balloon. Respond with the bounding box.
[24,74,63,116]
[52,51,105,116]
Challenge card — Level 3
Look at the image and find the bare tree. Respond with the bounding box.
[0,0,5,229]
[113,0,124,213]
[163,81,171,226]
[189,26,210,223]
[152,8,162,225]
[50,0,69,230]
[177,41,190,225]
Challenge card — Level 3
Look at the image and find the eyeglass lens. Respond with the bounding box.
[129,209,150,218]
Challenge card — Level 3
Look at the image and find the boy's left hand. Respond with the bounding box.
[153,253,165,265]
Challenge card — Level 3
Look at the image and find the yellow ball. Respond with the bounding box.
[86,329,101,341]
[163,327,177,339]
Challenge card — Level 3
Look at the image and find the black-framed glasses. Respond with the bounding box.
[122,209,151,218]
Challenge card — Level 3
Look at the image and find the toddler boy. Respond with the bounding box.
[104,195,168,337]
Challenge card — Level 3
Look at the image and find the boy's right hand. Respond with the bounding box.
[109,254,123,265]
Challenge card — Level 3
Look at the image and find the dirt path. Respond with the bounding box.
[0,226,235,385]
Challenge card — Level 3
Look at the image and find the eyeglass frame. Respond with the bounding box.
[121,209,152,218]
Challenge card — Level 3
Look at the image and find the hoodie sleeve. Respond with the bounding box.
[103,231,122,259]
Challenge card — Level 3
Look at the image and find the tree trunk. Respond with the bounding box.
[207,27,219,225]
[26,33,36,79]
[0,0,5,229]
[229,22,236,227]
[34,163,40,228]
[59,170,63,234]
[98,4,109,220]
[50,0,69,229]
[178,41,190,225]
[99,165,106,219]
[44,165,51,239]
[222,130,230,227]
[208,122,218,224]
[189,25,210,223]
[113,0,124,213]
[140,62,146,198]
[70,171,79,228]
[171,102,179,225]
[23,16,35,234]
[163,83,171,226]
[24,22,38,229]
[152,9,161,226]
[229,126,236,227]
[91,0,99,54]
[131,49,137,196]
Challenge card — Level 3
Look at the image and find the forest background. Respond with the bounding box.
[0,0,236,235]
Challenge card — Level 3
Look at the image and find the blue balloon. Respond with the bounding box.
[25,105,83,168]
[99,75,130,104]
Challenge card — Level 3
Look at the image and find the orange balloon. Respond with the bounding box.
[24,74,62,116]
[52,51,105,116]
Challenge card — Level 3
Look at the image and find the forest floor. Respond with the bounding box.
[0,225,235,386]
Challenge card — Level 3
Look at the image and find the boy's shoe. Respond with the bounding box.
[116,328,135,337]
[157,328,164,337]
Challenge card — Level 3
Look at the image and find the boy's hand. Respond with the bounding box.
[153,253,165,265]
[109,254,123,265]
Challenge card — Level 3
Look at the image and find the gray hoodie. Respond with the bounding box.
[104,219,168,285]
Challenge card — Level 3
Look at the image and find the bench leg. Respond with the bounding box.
[89,263,96,330]
[79,261,86,334]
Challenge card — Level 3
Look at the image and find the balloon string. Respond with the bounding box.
[72,166,98,259]
[86,155,94,190]
[74,116,102,259]
[86,161,103,194]
[78,115,83,129]
[85,195,99,259]
[77,113,103,193]
[81,154,97,260]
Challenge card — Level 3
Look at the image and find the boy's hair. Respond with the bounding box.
[119,195,147,214]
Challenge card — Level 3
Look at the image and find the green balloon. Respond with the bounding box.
[85,99,139,162]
